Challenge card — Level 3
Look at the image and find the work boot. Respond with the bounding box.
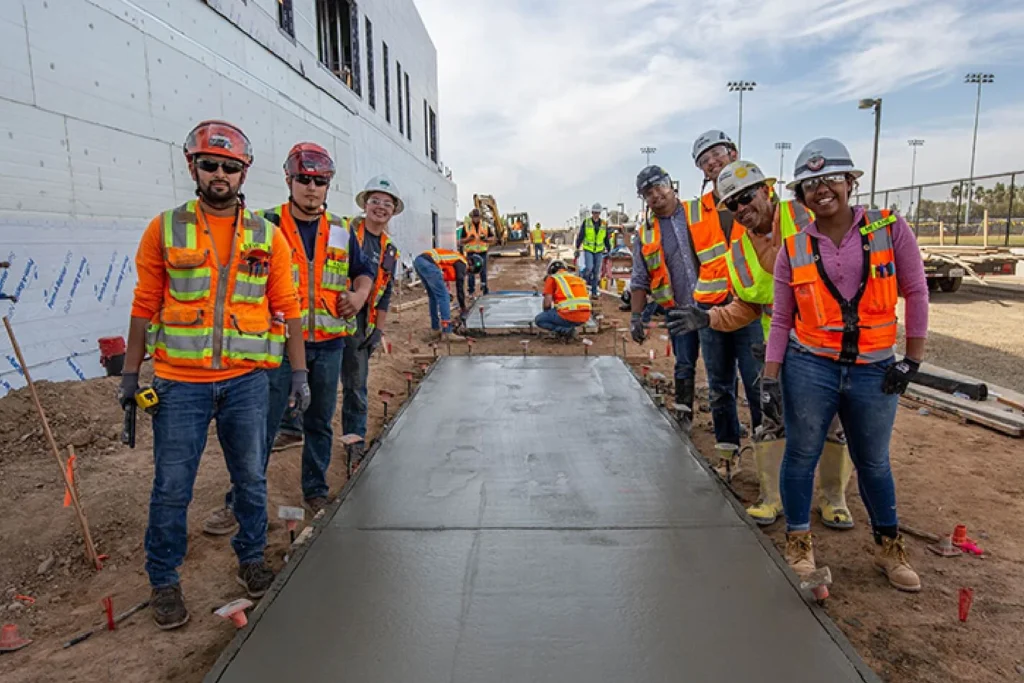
[202,505,239,536]
[746,438,784,526]
[785,532,816,580]
[442,331,466,342]
[874,534,922,593]
[236,561,275,598]
[346,442,366,476]
[151,584,190,630]
[816,439,855,530]
[304,496,329,517]
[271,431,304,452]
[713,442,741,481]
[673,378,694,431]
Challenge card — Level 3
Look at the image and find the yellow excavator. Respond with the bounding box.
[472,194,530,257]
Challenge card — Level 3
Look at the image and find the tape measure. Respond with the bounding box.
[135,386,159,414]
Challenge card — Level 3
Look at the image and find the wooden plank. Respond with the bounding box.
[393,297,428,312]
[904,385,1024,437]
[920,362,1024,410]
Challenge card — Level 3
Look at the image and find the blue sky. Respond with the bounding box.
[415,0,1024,227]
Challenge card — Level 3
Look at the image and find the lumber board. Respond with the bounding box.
[919,362,1024,410]
[904,384,1024,437]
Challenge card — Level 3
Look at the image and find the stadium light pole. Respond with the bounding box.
[775,142,791,195]
[858,97,882,207]
[964,73,994,226]
[640,146,657,166]
[727,81,756,155]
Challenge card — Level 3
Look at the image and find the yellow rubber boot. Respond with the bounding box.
[746,438,784,526]
[713,443,741,481]
[816,439,855,530]
[785,531,816,580]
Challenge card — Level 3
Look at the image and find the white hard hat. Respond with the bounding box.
[591,203,603,212]
[692,129,735,165]
[356,174,404,215]
[716,161,776,209]
[787,138,863,191]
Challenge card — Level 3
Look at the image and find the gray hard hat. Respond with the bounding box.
[787,138,863,190]
[692,129,735,165]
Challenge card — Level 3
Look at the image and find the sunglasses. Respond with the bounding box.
[196,158,244,175]
[366,197,395,209]
[293,174,330,187]
[800,174,847,193]
[724,185,763,212]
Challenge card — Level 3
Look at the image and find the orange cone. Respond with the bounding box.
[0,623,32,652]
[952,524,968,546]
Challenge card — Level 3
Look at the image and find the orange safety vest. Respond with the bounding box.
[354,219,399,335]
[637,205,680,308]
[260,203,357,342]
[145,200,285,370]
[463,219,491,253]
[426,249,467,282]
[786,209,899,364]
[549,272,592,315]
[683,192,746,305]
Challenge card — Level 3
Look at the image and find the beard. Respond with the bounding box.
[198,179,240,209]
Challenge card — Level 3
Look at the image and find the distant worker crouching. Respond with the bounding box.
[534,260,591,340]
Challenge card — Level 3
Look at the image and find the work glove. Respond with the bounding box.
[118,372,139,410]
[288,370,311,416]
[751,343,766,364]
[630,312,647,345]
[358,328,382,353]
[882,357,920,395]
[759,375,784,431]
[665,306,710,337]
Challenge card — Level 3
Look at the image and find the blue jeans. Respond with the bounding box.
[534,307,580,333]
[414,254,452,331]
[265,346,344,500]
[146,371,268,587]
[582,251,604,296]
[780,343,899,533]
[671,329,700,382]
[697,307,763,445]
[341,316,371,439]
[467,253,488,295]
[533,244,544,260]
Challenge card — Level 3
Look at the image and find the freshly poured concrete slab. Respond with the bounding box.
[209,356,876,683]
[465,293,598,332]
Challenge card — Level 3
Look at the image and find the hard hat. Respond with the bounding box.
[716,160,776,209]
[535,222,541,227]
[787,138,863,190]
[591,203,603,213]
[356,174,404,215]
[635,165,672,196]
[467,253,485,274]
[692,129,735,165]
[284,142,335,178]
[547,259,567,275]
[469,208,481,218]
[183,120,253,166]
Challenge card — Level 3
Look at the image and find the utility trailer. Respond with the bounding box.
[920,246,1023,293]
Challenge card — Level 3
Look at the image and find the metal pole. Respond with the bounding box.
[1007,172,1016,247]
[966,79,983,227]
[870,100,881,208]
[737,89,744,156]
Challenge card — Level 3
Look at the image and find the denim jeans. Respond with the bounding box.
[533,244,544,260]
[780,343,899,533]
[342,315,371,439]
[582,251,604,296]
[697,306,763,445]
[265,345,345,500]
[467,253,488,295]
[671,329,700,382]
[534,308,579,333]
[414,254,451,331]
[146,371,268,588]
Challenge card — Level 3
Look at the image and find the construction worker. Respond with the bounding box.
[535,259,591,339]
[414,248,482,341]
[461,208,493,295]
[342,175,402,474]
[575,202,611,299]
[686,130,764,470]
[629,166,701,424]
[765,138,929,592]
[119,120,308,629]
[666,160,855,530]
[204,142,375,535]
[531,222,545,260]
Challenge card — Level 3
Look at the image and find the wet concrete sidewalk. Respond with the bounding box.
[207,356,877,683]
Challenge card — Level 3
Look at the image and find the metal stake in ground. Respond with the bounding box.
[479,306,486,332]
[3,317,101,570]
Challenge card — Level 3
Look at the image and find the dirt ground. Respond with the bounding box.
[1,257,1022,682]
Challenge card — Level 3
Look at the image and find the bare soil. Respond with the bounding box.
[1,257,1022,682]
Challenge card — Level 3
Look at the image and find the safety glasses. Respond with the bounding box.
[196,157,245,175]
[366,197,395,210]
[293,174,330,187]
[800,174,847,194]
[724,185,763,212]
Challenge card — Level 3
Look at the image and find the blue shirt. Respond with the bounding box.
[629,203,699,307]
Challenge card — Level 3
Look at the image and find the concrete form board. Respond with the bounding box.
[209,357,873,683]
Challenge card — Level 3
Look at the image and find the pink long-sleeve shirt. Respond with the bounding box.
[766,206,928,364]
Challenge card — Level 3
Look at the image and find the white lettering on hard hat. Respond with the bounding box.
[807,156,825,172]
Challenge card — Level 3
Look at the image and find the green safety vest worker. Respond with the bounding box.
[580,217,607,253]
[724,200,813,339]
[531,225,544,244]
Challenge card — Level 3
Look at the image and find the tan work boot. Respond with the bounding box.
[746,438,784,526]
[875,534,921,592]
[816,438,855,529]
[202,505,238,536]
[785,531,816,580]
[442,331,466,342]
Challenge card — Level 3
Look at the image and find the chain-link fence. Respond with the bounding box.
[853,171,1024,247]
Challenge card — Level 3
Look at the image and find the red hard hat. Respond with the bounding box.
[183,120,253,166]
[284,142,335,177]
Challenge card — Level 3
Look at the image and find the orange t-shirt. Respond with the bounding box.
[131,207,300,383]
[543,275,591,324]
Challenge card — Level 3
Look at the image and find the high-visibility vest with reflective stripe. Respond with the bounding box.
[145,200,285,370]
[426,248,467,282]
[462,218,491,253]
[637,207,679,308]
[580,217,606,253]
[260,204,357,342]
[549,272,592,316]
[531,227,544,244]
[725,200,812,340]
[683,192,747,305]
[354,218,399,335]
[785,208,900,364]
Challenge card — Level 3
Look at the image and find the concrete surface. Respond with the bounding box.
[465,293,598,332]
[208,356,875,683]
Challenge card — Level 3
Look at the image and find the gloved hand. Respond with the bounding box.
[358,328,382,353]
[288,370,311,416]
[118,372,139,410]
[665,306,710,337]
[630,313,646,344]
[882,356,920,395]
[759,375,783,430]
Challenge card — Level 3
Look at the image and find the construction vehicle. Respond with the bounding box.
[470,194,530,258]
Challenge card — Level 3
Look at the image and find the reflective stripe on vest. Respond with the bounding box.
[463,219,490,253]
[531,227,543,243]
[638,214,676,308]
[684,192,742,305]
[550,273,592,313]
[355,219,399,335]
[581,217,606,253]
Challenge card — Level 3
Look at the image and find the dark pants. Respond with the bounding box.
[467,252,488,295]
[414,254,452,331]
[671,329,700,382]
[342,314,371,439]
[146,371,268,587]
[697,305,763,446]
[534,308,580,333]
[533,243,544,260]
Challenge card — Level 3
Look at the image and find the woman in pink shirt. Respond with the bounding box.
[762,138,929,593]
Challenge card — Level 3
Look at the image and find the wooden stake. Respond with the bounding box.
[982,209,989,248]
[3,317,101,570]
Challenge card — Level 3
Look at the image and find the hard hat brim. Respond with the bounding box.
[786,168,863,191]
[356,189,404,215]
[717,176,777,209]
